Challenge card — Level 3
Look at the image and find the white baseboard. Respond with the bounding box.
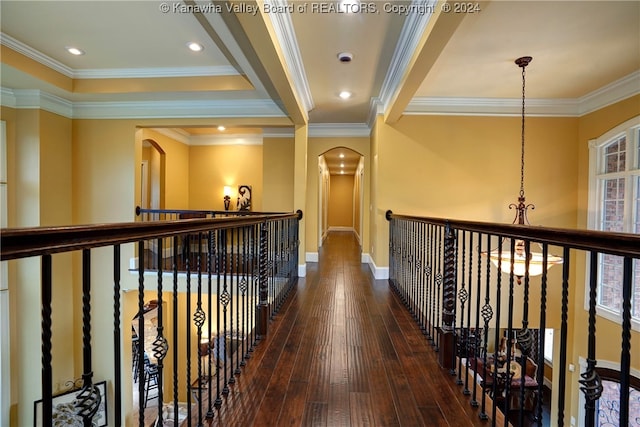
[298,264,306,277]
[328,226,355,232]
[306,252,318,262]
[362,253,389,279]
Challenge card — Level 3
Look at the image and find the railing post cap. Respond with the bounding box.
[296,209,303,220]
[385,210,393,221]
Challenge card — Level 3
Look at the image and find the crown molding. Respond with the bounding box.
[377,0,436,113]
[405,97,579,117]
[578,70,640,116]
[1,88,73,117]
[74,66,240,79]
[1,32,239,80]
[72,99,286,119]
[1,33,74,78]
[262,127,295,138]
[189,133,263,146]
[308,123,371,138]
[264,0,314,114]
[405,71,640,117]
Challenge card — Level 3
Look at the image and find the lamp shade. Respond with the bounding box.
[487,248,563,278]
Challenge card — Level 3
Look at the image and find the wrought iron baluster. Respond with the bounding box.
[137,241,146,426]
[41,254,53,427]
[580,251,602,427]
[456,230,467,386]
[172,236,180,421]
[194,233,206,425]
[479,234,493,421]
[470,234,483,408]
[491,237,504,424]
[153,238,169,426]
[557,247,571,427]
[206,231,215,419]
[463,233,474,397]
[619,256,633,426]
[113,245,122,427]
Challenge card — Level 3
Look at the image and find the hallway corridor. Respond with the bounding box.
[203,231,488,426]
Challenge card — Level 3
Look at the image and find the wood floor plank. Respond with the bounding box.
[195,231,495,427]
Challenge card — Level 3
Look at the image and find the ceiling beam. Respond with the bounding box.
[223,0,308,125]
[384,1,469,124]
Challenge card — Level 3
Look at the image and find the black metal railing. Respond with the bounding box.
[1,210,302,427]
[386,210,640,427]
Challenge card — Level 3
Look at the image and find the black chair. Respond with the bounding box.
[143,353,159,408]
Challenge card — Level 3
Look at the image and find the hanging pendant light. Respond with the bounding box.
[486,56,562,283]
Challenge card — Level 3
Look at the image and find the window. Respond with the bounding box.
[588,117,640,326]
[543,328,554,364]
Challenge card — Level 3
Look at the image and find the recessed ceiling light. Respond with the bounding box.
[217,125,226,131]
[339,91,352,100]
[340,163,345,168]
[187,42,204,52]
[339,153,345,158]
[65,46,85,56]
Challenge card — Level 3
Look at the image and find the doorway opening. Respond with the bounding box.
[318,147,364,247]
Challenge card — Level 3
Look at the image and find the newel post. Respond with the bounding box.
[438,222,457,370]
[256,220,269,337]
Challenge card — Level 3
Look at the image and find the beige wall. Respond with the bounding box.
[189,144,263,211]
[263,137,295,212]
[328,174,355,228]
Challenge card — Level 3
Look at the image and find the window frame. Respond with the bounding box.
[586,116,640,330]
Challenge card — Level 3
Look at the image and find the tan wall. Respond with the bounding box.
[306,137,370,256]
[189,144,263,211]
[328,174,354,228]
[140,129,189,210]
[2,108,75,426]
[263,137,294,212]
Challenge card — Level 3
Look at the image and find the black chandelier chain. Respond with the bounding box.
[519,59,527,200]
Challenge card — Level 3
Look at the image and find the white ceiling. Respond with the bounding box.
[1,0,639,174]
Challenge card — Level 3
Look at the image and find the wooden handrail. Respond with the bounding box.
[1,212,300,261]
[386,211,640,258]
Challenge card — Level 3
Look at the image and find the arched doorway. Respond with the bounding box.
[318,147,364,247]
[141,139,165,210]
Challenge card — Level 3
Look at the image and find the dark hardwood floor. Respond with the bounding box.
[197,231,493,426]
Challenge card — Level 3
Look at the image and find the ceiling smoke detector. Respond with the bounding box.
[337,52,353,63]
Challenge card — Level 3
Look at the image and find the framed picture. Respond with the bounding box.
[237,185,252,211]
[34,381,107,427]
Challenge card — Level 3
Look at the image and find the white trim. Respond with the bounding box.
[1,32,239,80]
[578,70,640,116]
[1,32,74,78]
[585,115,640,331]
[7,89,73,117]
[72,99,286,119]
[298,264,306,277]
[74,66,239,79]
[405,97,578,117]
[306,252,319,263]
[188,134,263,146]
[149,128,191,145]
[0,88,16,108]
[328,226,354,232]
[404,71,640,118]
[308,123,371,138]
[362,253,389,280]
[378,0,437,114]
[264,0,314,114]
[262,128,295,138]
